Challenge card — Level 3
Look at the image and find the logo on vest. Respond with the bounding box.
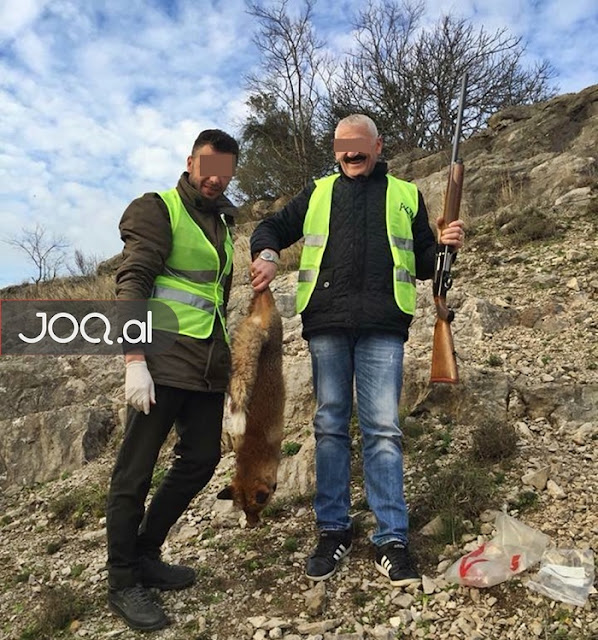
[399,202,414,218]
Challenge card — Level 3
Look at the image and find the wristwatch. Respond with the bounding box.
[258,249,279,264]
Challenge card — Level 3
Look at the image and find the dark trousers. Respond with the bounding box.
[106,384,224,589]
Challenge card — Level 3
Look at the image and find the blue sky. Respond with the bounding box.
[1,0,596,288]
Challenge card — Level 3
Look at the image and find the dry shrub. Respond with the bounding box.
[233,234,303,276]
[233,235,252,276]
[2,274,115,301]
[19,585,88,640]
[472,417,518,462]
[497,205,558,245]
[410,460,496,546]
[426,464,495,521]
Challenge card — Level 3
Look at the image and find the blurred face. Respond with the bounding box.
[187,144,236,199]
[334,122,382,178]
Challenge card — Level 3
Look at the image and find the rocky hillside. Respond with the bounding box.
[0,85,597,640]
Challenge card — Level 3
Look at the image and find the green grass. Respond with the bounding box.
[151,464,168,490]
[15,569,32,584]
[351,591,371,607]
[46,538,67,555]
[48,484,107,529]
[282,441,302,456]
[509,490,539,513]
[70,564,85,579]
[486,354,503,367]
[283,536,299,552]
[402,418,426,441]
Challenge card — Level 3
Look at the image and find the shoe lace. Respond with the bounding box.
[315,533,348,558]
[123,584,154,607]
[384,543,410,568]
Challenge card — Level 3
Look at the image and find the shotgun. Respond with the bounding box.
[430,74,468,384]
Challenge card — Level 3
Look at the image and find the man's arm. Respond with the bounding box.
[250,182,315,256]
[116,195,171,413]
[116,193,173,301]
[249,182,315,292]
[117,193,171,360]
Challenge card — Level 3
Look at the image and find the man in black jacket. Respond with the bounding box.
[250,114,464,586]
[106,129,239,631]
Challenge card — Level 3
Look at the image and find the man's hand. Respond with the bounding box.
[250,250,278,292]
[125,360,156,415]
[436,218,465,250]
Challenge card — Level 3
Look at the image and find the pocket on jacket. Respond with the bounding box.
[315,268,334,291]
[204,339,231,391]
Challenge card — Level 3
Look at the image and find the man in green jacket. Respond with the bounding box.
[106,129,239,631]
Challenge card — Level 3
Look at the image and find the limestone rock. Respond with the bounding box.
[546,479,566,499]
[522,467,550,491]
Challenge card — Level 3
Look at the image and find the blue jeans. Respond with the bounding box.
[308,330,408,546]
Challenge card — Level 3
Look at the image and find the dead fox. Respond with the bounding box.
[217,288,285,526]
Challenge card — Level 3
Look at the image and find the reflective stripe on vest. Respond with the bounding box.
[149,188,233,340]
[296,174,418,315]
[163,266,218,283]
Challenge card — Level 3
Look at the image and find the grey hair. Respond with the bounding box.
[335,114,379,138]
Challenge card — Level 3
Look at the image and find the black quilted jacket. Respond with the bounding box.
[250,162,438,340]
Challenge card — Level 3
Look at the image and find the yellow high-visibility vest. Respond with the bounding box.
[296,174,418,315]
[149,188,233,341]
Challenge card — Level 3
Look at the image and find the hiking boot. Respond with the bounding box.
[305,528,352,581]
[139,555,196,591]
[375,541,421,587]
[108,584,168,631]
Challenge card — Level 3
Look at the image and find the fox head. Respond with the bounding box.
[217,478,278,526]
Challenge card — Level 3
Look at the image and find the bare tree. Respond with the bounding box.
[5,224,69,284]
[412,15,557,150]
[325,0,425,153]
[236,0,332,199]
[329,1,557,154]
[68,249,100,277]
[238,0,558,200]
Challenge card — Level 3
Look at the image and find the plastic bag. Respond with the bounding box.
[526,548,595,606]
[445,512,551,588]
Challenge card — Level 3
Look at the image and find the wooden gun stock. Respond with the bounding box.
[430,306,458,384]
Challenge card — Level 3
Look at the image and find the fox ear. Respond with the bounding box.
[217,486,234,500]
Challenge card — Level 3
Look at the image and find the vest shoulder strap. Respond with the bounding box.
[158,188,181,230]
[386,175,418,221]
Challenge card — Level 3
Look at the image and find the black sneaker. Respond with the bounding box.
[305,529,352,581]
[139,556,196,591]
[375,541,421,587]
[108,584,168,631]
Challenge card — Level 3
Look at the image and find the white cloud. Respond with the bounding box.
[0,0,49,39]
[0,0,595,288]
[12,30,49,74]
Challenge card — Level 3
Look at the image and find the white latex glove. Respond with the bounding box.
[125,360,156,415]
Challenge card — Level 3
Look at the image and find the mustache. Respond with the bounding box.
[343,153,367,163]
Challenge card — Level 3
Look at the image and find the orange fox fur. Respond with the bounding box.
[217,288,285,526]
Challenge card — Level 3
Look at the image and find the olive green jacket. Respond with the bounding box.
[116,173,237,392]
